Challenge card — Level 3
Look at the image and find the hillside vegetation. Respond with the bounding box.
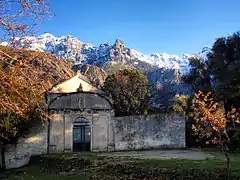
[0,46,75,117]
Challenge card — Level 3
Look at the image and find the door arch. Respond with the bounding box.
[72,117,91,152]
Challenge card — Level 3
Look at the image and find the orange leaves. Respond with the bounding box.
[231,108,237,114]
[192,124,197,130]
[192,91,240,146]
[1,0,51,41]
[236,118,240,124]
[0,46,75,119]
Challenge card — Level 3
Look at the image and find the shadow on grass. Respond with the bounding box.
[2,151,240,180]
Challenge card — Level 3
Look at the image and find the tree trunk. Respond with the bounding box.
[0,146,6,170]
[223,145,231,180]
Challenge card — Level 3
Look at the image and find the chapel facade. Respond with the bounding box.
[47,73,115,152]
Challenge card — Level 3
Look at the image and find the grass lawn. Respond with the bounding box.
[137,153,240,176]
[2,151,240,180]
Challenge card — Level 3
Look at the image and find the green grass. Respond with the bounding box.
[136,153,240,176]
[2,151,240,180]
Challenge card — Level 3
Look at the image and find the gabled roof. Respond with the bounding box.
[49,73,105,94]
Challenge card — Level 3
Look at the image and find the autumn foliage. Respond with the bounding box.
[191,91,240,179]
[0,0,50,40]
[0,45,75,169]
[192,91,240,144]
[0,46,75,119]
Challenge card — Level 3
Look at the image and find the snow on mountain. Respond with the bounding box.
[0,33,192,73]
[130,49,191,73]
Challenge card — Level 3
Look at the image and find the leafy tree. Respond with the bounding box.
[207,32,240,110]
[0,1,75,170]
[0,1,52,116]
[103,69,150,116]
[0,0,52,170]
[192,91,240,180]
[184,56,211,93]
[185,32,240,112]
[0,114,26,169]
[149,81,176,112]
[0,46,74,169]
[0,0,52,116]
[170,95,189,114]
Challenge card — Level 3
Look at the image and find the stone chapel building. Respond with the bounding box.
[47,73,115,152]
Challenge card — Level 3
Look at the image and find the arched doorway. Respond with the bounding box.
[72,117,91,152]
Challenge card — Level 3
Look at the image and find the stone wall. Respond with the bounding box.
[0,112,185,169]
[48,112,185,153]
[114,114,185,151]
[0,125,47,169]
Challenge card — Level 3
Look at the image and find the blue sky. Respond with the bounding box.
[15,1,240,55]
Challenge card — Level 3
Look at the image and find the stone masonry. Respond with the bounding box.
[114,114,185,150]
[0,125,47,169]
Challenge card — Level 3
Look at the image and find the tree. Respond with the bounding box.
[0,46,74,169]
[0,0,50,41]
[184,56,211,93]
[207,32,240,110]
[185,32,240,112]
[192,91,240,179]
[103,69,150,117]
[0,1,52,117]
[170,94,189,114]
[0,0,52,170]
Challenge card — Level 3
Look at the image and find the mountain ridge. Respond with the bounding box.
[0,33,192,73]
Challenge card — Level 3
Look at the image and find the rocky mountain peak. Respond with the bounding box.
[0,33,192,73]
[114,38,124,45]
[99,42,111,49]
[109,38,131,64]
[112,38,126,50]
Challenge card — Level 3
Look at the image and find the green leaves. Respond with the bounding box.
[171,95,189,114]
[184,56,211,93]
[207,32,240,100]
[103,69,149,117]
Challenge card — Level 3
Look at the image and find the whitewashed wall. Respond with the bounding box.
[0,125,47,169]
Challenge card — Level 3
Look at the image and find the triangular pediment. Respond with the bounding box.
[50,73,104,94]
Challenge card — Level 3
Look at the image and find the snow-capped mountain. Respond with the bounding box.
[0,33,192,73]
[131,50,190,71]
